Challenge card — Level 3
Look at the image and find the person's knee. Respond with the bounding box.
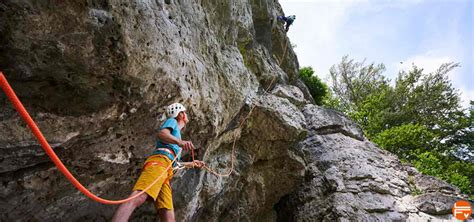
[130,192,148,207]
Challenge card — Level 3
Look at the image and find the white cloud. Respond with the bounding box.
[280,0,472,108]
[280,0,427,79]
[281,0,361,79]
[397,52,454,74]
[459,88,474,109]
[396,52,472,109]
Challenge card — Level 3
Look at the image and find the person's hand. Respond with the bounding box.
[191,160,206,169]
[178,140,194,152]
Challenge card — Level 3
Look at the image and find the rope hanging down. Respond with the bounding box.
[0,38,290,203]
[201,39,290,177]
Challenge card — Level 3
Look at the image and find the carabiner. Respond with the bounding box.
[173,162,186,171]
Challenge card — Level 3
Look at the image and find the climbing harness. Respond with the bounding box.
[0,37,290,203]
[151,148,183,170]
[155,147,176,158]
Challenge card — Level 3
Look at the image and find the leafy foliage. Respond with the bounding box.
[299,67,328,106]
[413,152,473,193]
[328,55,388,112]
[325,56,474,194]
[373,124,434,160]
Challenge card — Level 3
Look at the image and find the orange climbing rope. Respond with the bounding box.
[0,72,180,204]
[0,37,290,203]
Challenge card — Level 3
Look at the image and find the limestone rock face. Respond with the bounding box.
[0,0,465,221]
[274,105,464,222]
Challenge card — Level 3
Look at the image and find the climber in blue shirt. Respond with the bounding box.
[277,15,296,32]
[112,103,205,222]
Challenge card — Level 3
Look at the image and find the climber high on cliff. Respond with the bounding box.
[277,15,296,32]
[112,103,205,222]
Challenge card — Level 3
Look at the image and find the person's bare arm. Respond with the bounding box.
[157,128,195,151]
[157,128,179,144]
[181,160,206,169]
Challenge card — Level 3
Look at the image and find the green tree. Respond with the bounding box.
[326,56,473,195]
[373,124,435,160]
[391,63,466,141]
[413,152,445,176]
[413,152,473,194]
[299,66,328,106]
[328,55,389,113]
[350,86,393,138]
[450,101,474,162]
[323,90,346,112]
[328,58,468,145]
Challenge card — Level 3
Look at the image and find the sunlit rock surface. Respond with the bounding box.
[0,0,465,221]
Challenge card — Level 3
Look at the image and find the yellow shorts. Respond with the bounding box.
[132,155,174,210]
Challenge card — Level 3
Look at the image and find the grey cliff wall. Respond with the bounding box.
[0,0,464,221]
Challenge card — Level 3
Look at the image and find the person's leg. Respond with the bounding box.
[158,208,176,222]
[155,176,174,222]
[111,191,149,222]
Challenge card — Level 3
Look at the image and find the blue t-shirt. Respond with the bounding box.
[153,118,182,162]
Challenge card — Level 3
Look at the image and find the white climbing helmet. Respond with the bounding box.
[166,102,186,118]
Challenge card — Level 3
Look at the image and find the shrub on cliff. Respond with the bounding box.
[298,66,328,106]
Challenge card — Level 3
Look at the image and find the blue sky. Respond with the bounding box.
[280,0,473,108]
